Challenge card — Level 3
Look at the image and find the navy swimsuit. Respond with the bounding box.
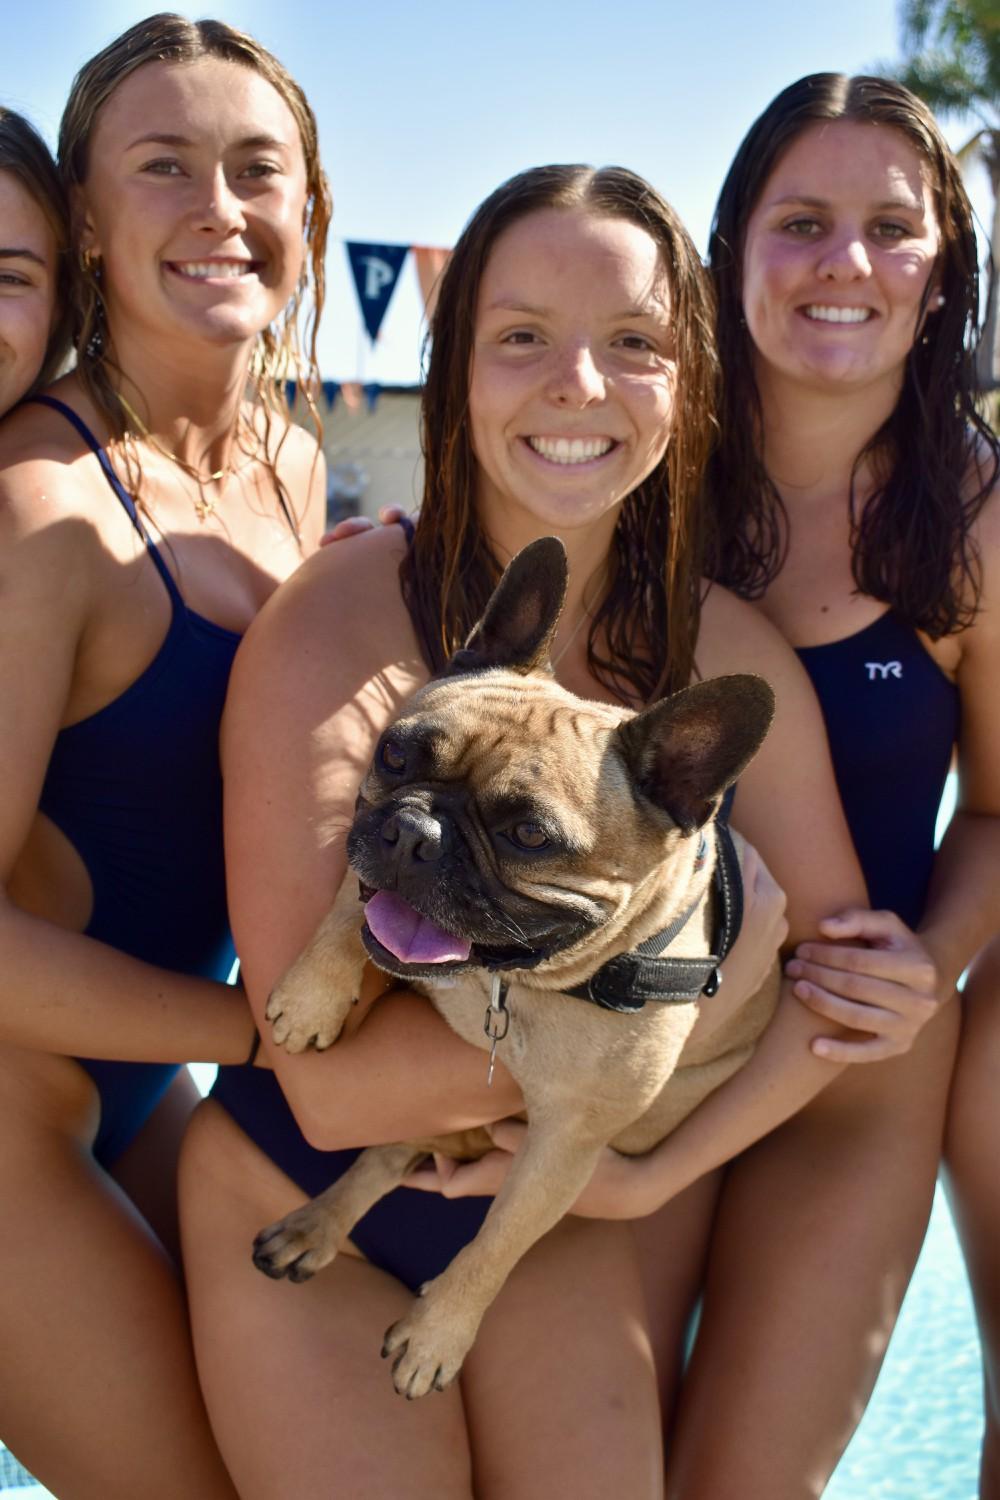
[797,610,959,926]
[30,396,240,1166]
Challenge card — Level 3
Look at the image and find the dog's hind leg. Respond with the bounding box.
[382,1116,606,1398]
[251,1141,426,1282]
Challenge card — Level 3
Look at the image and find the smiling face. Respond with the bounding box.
[77,56,308,357]
[741,119,941,398]
[0,170,58,414]
[468,207,677,539]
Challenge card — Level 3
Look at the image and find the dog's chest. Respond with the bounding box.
[418,973,701,1107]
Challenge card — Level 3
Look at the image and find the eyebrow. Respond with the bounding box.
[485,299,667,317]
[125,132,291,152]
[769,193,924,214]
[0,247,47,266]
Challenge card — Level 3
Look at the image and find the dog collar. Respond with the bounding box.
[562,821,743,1012]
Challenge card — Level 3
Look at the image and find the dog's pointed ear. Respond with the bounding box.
[444,536,568,677]
[617,675,775,835]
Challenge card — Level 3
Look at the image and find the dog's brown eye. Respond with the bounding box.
[511,821,549,851]
[379,740,406,774]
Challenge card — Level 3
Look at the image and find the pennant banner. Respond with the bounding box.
[346,242,409,343]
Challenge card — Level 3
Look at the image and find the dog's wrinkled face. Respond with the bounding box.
[347,538,775,982]
[349,677,645,979]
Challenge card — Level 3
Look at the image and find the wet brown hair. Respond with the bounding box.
[402,164,719,704]
[0,107,73,392]
[57,12,331,515]
[706,72,999,636]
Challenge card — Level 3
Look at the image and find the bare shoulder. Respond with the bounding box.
[259,408,326,551]
[696,580,805,688]
[958,477,1000,653]
[0,397,105,600]
[227,521,424,742]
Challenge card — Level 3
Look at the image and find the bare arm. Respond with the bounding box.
[223,525,521,1151]
[0,456,254,1064]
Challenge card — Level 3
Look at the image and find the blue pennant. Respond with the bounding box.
[346,242,409,342]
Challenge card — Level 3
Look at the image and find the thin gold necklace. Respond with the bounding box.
[118,395,258,521]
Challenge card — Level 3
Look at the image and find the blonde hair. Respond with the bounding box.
[58,12,331,514]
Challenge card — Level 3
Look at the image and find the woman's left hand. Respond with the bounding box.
[319,505,408,547]
[404,1120,659,1219]
[785,908,944,1062]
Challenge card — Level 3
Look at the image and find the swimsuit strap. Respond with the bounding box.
[29,395,184,610]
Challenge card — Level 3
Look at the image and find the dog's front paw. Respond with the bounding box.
[265,961,355,1054]
[381,1293,477,1399]
[252,1202,342,1283]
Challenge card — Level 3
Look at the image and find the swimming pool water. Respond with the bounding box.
[826,1183,983,1499]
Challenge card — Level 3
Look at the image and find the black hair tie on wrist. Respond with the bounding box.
[246,1027,261,1066]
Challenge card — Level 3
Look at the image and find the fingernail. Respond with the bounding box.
[785,959,803,977]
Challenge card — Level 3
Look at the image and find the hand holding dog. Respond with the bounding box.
[405,1120,668,1218]
[786,909,943,1062]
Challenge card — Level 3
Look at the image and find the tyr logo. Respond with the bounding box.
[865,661,903,680]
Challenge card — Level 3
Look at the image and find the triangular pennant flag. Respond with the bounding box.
[363,382,381,412]
[321,380,339,411]
[412,245,451,323]
[346,242,409,342]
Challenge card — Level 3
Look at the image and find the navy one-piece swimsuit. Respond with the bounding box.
[30,396,240,1166]
[796,610,959,928]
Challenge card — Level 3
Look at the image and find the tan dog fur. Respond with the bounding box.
[253,539,780,1398]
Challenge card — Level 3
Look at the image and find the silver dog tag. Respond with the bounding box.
[484,973,510,1087]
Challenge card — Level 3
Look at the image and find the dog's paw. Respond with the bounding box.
[251,1203,341,1283]
[380,1297,476,1399]
[265,972,353,1054]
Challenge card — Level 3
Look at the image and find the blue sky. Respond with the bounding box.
[5,0,985,381]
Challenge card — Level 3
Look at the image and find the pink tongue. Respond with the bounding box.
[364,889,472,964]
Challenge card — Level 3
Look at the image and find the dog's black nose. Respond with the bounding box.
[381,808,449,863]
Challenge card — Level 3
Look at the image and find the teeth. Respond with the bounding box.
[173,261,254,279]
[805,305,871,324]
[527,436,614,464]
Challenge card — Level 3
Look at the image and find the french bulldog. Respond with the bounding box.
[253,536,780,1398]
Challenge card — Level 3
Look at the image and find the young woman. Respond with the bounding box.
[645,75,998,1496]
[178,162,943,1498]
[0,108,71,411]
[0,16,329,1496]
